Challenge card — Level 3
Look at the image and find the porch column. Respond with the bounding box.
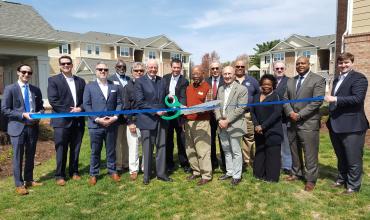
[36,56,50,99]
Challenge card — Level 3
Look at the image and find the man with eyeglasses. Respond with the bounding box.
[83,62,122,185]
[2,64,44,195]
[163,58,191,174]
[206,60,225,172]
[108,60,130,174]
[135,59,172,185]
[272,61,292,175]
[48,55,86,186]
[122,62,145,181]
[234,59,259,171]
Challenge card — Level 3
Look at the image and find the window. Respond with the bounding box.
[120,47,130,57]
[148,51,156,59]
[182,56,187,63]
[273,53,284,61]
[303,50,311,58]
[95,45,100,55]
[264,55,270,64]
[87,44,93,55]
[59,44,70,54]
[171,53,181,60]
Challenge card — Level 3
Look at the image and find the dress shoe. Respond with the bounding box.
[183,166,192,174]
[56,179,66,186]
[143,179,150,185]
[111,173,121,182]
[282,168,292,175]
[25,181,43,187]
[197,178,211,186]
[186,174,200,180]
[157,176,173,182]
[15,186,29,195]
[231,178,242,186]
[88,176,97,186]
[304,182,315,192]
[285,175,299,182]
[331,181,345,188]
[167,167,176,174]
[72,175,81,181]
[342,188,357,195]
[218,174,232,180]
[130,172,138,181]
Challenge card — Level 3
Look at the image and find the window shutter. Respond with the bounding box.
[59,45,62,54]
[117,46,120,56]
[129,48,133,56]
[68,44,71,54]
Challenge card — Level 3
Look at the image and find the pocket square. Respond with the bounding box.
[111,90,117,92]
[113,81,120,85]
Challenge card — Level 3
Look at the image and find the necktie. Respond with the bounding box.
[119,74,125,79]
[24,84,31,112]
[296,76,304,94]
[212,79,217,99]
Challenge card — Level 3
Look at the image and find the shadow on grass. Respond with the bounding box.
[318,162,337,182]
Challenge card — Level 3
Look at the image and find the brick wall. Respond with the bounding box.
[344,33,370,119]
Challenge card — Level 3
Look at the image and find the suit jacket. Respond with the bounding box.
[283,71,325,130]
[108,73,130,124]
[1,82,44,136]
[134,74,167,130]
[163,73,189,105]
[327,70,369,133]
[47,73,85,128]
[214,81,248,137]
[83,80,122,129]
[251,92,283,145]
[275,75,289,123]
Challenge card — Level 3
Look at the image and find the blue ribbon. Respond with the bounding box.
[30,96,324,119]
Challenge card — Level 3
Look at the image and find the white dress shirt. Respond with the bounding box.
[334,72,349,95]
[115,72,128,87]
[97,79,109,100]
[62,73,77,107]
[295,72,309,89]
[17,80,34,112]
[223,84,233,114]
[169,74,180,96]
[212,76,220,89]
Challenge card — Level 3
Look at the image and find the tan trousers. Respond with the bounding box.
[185,120,212,180]
[116,124,129,169]
[241,112,255,166]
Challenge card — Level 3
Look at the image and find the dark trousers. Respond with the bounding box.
[210,113,225,169]
[10,125,38,187]
[88,126,118,176]
[329,130,365,191]
[165,119,189,169]
[141,121,167,181]
[53,123,84,179]
[253,134,281,182]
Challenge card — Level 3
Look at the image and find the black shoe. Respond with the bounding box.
[157,176,173,182]
[342,188,358,195]
[183,166,192,174]
[143,179,150,185]
[218,174,232,180]
[282,168,292,175]
[167,166,176,174]
[231,178,242,186]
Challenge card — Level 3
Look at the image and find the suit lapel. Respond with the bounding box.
[335,71,353,95]
[107,82,113,101]
[94,81,106,100]
[331,77,339,96]
[59,73,74,99]
[29,85,37,111]
[296,72,311,97]
[292,75,299,98]
[15,83,25,109]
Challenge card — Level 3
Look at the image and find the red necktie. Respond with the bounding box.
[213,79,217,99]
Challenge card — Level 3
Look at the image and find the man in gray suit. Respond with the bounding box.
[215,66,248,186]
[1,64,44,195]
[283,56,325,191]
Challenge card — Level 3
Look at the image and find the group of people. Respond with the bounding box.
[1,52,368,196]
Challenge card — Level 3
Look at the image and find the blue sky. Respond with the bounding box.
[16,0,336,63]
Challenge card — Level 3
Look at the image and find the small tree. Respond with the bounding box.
[252,40,280,67]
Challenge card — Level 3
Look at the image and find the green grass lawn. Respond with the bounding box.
[0,132,369,219]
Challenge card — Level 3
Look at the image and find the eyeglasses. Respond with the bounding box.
[116,65,126,68]
[60,62,72,66]
[235,66,245,68]
[20,71,33,75]
[211,67,219,70]
[96,68,109,72]
[275,67,284,70]
[133,69,144,72]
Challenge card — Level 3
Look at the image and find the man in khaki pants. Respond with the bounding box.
[234,59,260,170]
[184,65,213,185]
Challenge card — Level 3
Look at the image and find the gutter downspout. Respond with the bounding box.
[341,0,353,53]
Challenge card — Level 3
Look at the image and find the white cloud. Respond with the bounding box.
[70,11,98,20]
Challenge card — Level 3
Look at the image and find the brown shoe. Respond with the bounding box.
[56,179,66,186]
[15,186,29,195]
[187,174,200,181]
[197,178,211,186]
[72,175,81,181]
[25,181,43,188]
[111,173,121,182]
[304,182,315,192]
[88,176,97,186]
[285,175,299,182]
[130,172,138,181]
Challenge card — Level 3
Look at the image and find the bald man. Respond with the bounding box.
[283,56,325,192]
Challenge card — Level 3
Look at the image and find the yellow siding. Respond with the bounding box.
[352,0,370,34]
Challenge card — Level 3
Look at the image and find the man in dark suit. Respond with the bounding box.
[206,60,225,171]
[108,60,130,172]
[1,64,44,195]
[47,55,86,186]
[283,56,325,192]
[135,59,172,185]
[325,52,369,194]
[273,61,291,175]
[83,62,122,185]
[163,58,191,174]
